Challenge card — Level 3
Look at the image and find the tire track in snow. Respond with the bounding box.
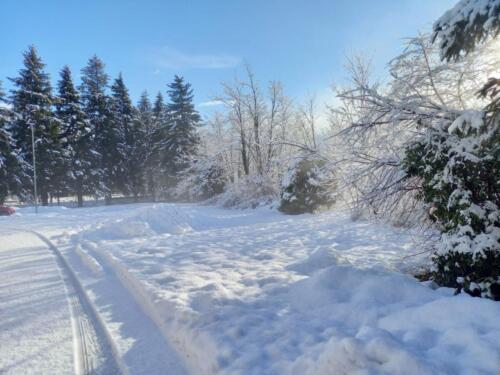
[7,228,127,375]
[79,240,191,375]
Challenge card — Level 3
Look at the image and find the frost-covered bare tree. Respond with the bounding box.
[296,96,319,151]
[191,67,327,207]
[215,67,296,178]
[327,36,499,224]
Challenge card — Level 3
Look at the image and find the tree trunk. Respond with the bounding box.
[105,193,112,205]
[41,191,49,206]
[241,135,250,175]
[149,175,156,202]
[76,186,84,207]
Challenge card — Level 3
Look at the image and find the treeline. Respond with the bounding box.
[0,46,201,206]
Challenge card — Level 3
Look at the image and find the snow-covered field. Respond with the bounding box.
[1,203,499,374]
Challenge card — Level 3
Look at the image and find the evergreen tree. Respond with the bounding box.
[0,81,26,204]
[152,91,166,126]
[79,55,117,204]
[9,46,61,205]
[110,73,145,199]
[56,66,94,207]
[433,0,500,61]
[409,0,500,300]
[403,112,500,299]
[164,75,201,193]
[144,91,167,200]
[279,153,336,214]
[137,91,157,200]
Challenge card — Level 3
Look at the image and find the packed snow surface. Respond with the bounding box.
[2,203,500,374]
[0,230,74,374]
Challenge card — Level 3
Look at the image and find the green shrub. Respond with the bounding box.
[279,155,335,215]
[433,251,500,300]
[403,110,500,300]
[196,163,226,200]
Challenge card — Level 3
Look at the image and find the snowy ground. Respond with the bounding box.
[1,203,499,374]
[0,230,74,374]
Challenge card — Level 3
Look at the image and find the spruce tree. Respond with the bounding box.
[0,81,26,204]
[9,46,60,205]
[110,73,144,200]
[152,91,166,126]
[56,66,94,207]
[79,55,117,204]
[164,75,201,193]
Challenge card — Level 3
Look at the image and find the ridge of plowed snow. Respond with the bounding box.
[82,205,194,240]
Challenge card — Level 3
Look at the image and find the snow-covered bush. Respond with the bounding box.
[196,163,226,200]
[217,174,278,209]
[403,110,500,299]
[279,154,335,214]
[173,157,227,201]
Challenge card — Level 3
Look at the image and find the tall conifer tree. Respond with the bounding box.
[9,46,60,205]
[56,66,94,207]
[164,75,201,192]
[79,55,117,204]
[110,73,144,199]
[0,81,26,203]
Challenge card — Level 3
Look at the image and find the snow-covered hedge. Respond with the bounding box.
[403,110,500,299]
[279,154,335,214]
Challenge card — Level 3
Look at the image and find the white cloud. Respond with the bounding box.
[150,47,240,70]
[198,100,224,108]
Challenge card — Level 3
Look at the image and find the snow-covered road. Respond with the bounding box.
[0,229,75,374]
[0,227,124,375]
[1,203,500,374]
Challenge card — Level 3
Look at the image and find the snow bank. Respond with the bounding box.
[82,204,193,240]
[289,266,500,374]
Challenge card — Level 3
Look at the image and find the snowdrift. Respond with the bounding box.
[81,204,193,240]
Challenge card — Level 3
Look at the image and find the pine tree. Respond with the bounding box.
[9,46,61,205]
[79,55,117,204]
[110,73,144,200]
[56,66,95,207]
[164,75,201,193]
[0,81,26,204]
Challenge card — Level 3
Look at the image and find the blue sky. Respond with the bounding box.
[1,0,455,116]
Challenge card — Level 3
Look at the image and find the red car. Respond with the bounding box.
[0,205,15,216]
